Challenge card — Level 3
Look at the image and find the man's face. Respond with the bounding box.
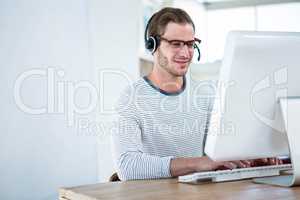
[155,22,195,77]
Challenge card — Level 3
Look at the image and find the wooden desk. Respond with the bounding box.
[59,178,300,200]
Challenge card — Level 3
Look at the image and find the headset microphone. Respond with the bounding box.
[194,44,201,61]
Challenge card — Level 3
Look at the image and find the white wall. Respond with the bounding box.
[206,6,256,62]
[0,0,140,199]
[204,2,300,62]
[257,2,300,32]
[88,0,140,182]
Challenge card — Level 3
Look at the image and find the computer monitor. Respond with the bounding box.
[205,31,300,162]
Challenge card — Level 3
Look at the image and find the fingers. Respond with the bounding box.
[251,158,269,166]
[269,158,276,165]
[282,157,291,164]
[240,160,252,167]
[222,162,237,169]
[215,157,284,171]
[251,157,283,166]
[214,161,236,170]
[230,160,248,168]
[219,160,251,170]
[268,157,283,165]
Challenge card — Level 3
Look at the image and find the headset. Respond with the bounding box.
[144,13,201,61]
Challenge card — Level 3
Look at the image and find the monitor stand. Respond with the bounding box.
[253,97,300,187]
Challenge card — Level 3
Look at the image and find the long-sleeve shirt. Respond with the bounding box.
[112,75,215,181]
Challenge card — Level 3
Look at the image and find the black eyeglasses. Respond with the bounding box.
[160,37,201,50]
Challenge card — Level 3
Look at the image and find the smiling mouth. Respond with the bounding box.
[174,60,190,64]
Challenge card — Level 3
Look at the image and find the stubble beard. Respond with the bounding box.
[157,48,187,77]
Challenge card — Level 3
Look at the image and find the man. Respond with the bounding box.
[112,7,282,181]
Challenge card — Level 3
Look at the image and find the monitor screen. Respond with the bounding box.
[205,31,300,161]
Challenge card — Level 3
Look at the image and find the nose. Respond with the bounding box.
[178,44,192,57]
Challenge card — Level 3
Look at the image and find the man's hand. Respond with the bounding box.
[248,157,285,167]
[170,156,242,177]
[194,157,285,172]
[170,156,287,177]
[215,157,285,170]
[193,156,252,172]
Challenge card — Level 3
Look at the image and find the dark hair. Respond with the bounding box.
[148,7,195,38]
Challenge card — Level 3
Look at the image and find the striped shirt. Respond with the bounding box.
[112,75,215,181]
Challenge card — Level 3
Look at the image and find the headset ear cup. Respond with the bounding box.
[146,36,157,53]
[145,37,154,51]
